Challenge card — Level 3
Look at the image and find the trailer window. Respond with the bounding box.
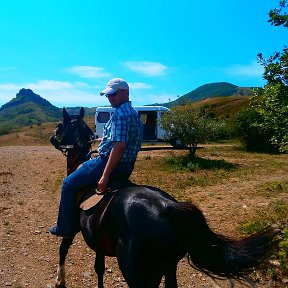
[97,112,110,123]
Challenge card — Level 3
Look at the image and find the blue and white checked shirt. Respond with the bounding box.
[98,101,143,163]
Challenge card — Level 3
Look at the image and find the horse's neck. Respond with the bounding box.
[66,149,86,176]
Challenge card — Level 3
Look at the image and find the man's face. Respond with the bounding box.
[106,89,128,108]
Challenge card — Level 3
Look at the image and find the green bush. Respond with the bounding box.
[233,107,278,153]
[160,105,232,156]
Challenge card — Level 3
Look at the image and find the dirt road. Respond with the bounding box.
[0,146,285,287]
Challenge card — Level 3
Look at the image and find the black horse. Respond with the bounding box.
[50,108,280,288]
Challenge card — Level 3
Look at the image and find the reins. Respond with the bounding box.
[58,138,95,157]
[58,145,75,157]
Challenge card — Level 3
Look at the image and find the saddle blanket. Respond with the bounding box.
[80,194,104,210]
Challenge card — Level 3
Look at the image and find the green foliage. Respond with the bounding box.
[240,196,288,281]
[269,181,288,192]
[277,228,288,274]
[240,222,288,280]
[268,0,288,27]
[258,181,288,197]
[234,1,288,153]
[267,228,288,280]
[240,220,267,235]
[232,107,277,152]
[160,104,229,156]
[252,84,288,152]
[253,1,288,153]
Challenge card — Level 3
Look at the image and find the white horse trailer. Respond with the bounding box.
[95,106,170,142]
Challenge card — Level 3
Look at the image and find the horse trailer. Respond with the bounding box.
[95,105,170,142]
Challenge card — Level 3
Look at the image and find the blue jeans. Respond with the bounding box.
[56,156,134,235]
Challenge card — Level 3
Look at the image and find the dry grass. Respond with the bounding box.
[0,140,287,286]
[0,115,95,147]
[132,143,288,234]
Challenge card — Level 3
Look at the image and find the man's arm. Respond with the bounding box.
[98,141,126,192]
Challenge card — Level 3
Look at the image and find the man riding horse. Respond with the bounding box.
[49,78,143,237]
[49,93,280,288]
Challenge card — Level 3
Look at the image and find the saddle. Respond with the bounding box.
[79,179,136,211]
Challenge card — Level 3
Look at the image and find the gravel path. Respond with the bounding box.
[0,146,285,288]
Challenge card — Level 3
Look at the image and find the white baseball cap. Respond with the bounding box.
[100,78,129,96]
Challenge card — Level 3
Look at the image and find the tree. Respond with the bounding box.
[253,0,288,152]
[268,0,288,28]
[233,107,277,152]
[160,104,226,157]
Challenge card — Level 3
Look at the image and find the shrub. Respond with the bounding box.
[160,105,230,157]
[233,107,278,153]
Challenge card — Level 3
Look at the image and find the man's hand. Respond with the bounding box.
[98,175,109,193]
[98,142,126,193]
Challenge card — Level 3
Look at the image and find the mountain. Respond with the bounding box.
[0,83,253,135]
[161,82,254,108]
[0,89,62,134]
[0,89,97,135]
[192,95,250,120]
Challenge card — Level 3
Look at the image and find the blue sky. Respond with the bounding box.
[0,0,287,108]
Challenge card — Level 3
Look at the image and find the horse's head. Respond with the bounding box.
[50,107,95,154]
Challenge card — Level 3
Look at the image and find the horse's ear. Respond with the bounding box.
[63,108,70,122]
[79,107,85,119]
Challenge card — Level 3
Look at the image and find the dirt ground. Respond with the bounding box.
[0,145,287,288]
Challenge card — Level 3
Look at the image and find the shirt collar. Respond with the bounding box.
[115,101,131,109]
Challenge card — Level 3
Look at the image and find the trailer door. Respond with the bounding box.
[139,111,157,140]
[95,111,110,138]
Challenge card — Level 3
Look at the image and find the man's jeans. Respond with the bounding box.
[55,156,134,235]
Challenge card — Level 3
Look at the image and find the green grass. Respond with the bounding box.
[256,181,288,197]
[240,200,288,281]
[163,154,236,171]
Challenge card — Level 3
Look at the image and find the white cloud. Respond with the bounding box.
[0,80,106,108]
[38,89,104,107]
[0,83,20,90]
[67,66,111,78]
[0,80,90,95]
[130,91,176,106]
[129,82,151,90]
[0,79,170,108]
[26,80,74,90]
[224,61,264,78]
[124,61,168,76]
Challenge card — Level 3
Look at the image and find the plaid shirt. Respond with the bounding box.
[98,101,143,163]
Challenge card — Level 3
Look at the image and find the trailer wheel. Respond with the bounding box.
[169,138,186,149]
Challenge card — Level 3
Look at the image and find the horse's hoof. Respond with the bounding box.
[55,277,66,288]
[55,282,66,288]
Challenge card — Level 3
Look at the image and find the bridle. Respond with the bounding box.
[50,116,95,175]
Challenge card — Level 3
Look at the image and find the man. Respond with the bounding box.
[49,78,143,237]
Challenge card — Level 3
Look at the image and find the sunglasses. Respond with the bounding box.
[106,91,118,98]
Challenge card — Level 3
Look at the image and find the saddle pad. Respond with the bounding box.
[80,194,103,210]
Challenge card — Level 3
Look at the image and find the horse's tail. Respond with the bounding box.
[168,202,280,280]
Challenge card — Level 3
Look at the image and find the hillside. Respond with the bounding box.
[0,114,95,146]
[0,89,96,135]
[0,89,61,134]
[0,82,253,136]
[193,95,251,120]
[162,82,254,108]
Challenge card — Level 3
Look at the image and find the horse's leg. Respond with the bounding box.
[94,252,105,288]
[117,236,163,288]
[55,236,74,287]
[164,262,178,288]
